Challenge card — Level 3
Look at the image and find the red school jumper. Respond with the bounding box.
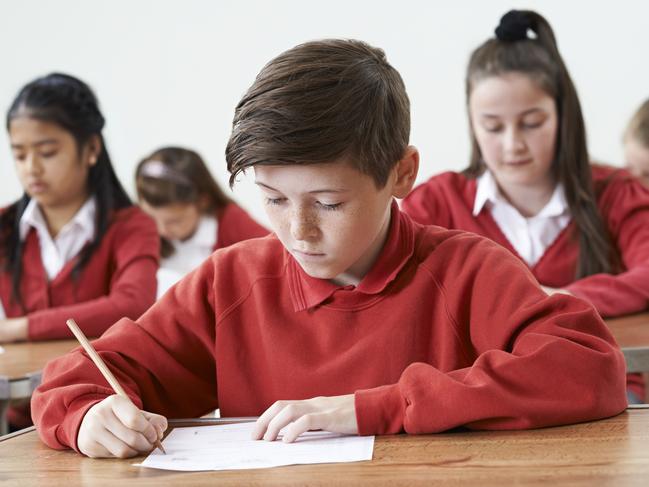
[32,203,626,451]
[213,203,268,250]
[401,165,649,318]
[0,206,159,340]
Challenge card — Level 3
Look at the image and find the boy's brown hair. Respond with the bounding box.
[625,99,649,148]
[225,39,410,188]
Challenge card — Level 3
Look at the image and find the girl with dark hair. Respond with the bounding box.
[402,10,649,403]
[135,146,267,296]
[0,73,159,344]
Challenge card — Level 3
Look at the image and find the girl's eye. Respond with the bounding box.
[483,125,502,133]
[317,202,343,211]
[40,151,57,158]
[522,121,543,129]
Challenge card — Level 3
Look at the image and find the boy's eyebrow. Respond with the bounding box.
[11,139,59,149]
[255,181,348,194]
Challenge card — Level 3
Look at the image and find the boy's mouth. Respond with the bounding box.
[293,249,326,260]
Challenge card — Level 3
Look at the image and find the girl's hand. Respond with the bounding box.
[0,317,28,343]
[77,395,167,458]
[541,286,573,296]
[252,393,358,443]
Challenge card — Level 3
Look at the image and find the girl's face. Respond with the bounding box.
[469,72,558,191]
[9,117,96,210]
[139,201,202,242]
[624,137,649,187]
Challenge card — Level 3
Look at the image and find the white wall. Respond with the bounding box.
[1,0,647,225]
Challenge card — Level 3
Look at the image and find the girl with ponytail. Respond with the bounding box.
[403,10,649,403]
[0,73,159,344]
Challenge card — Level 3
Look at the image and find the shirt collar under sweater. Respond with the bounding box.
[287,199,415,312]
[472,169,569,218]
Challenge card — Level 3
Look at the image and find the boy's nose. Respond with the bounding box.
[290,209,319,241]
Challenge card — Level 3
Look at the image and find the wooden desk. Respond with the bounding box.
[1,409,648,486]
[0,340,77,435]
[606,312,649,348]
[606,313,649,374]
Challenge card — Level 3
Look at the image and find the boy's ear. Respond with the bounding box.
[391,146,419,199]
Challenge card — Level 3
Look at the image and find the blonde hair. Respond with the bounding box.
[625,99,649,147]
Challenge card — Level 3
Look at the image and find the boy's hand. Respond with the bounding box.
[252,393,358,443]
[77,395,167,458]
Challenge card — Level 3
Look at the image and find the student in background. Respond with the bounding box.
[0,73,159,430]
[623,99,649,186]
[402,10,649,403]
[32,39,624,459]
[0,73,159,342]
[135,147,267,296]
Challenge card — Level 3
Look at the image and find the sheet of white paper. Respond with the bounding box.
[136,422,374,471]
[0,298,5,319]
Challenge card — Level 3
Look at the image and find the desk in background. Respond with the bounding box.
[0,340,77,435]
[1,409,648,486]
[606,312,649,374]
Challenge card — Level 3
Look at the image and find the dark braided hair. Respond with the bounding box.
[2,73,132,310]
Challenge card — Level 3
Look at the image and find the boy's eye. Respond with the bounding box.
[265,197,286,206]
[317,201,342,211]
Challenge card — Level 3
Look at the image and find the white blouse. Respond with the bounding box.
[19,197,96,280]
[157,215,218,298]
[473,171,572,266]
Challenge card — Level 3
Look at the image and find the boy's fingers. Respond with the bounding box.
[142,411,168,440]
[103,409,155,452]
[281,413,324,443]
[111,396,158,442]
[263,403,304,441]
[95,427,140,459]
[252,401,287,440]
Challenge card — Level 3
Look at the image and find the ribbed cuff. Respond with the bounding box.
[354,383,406,435]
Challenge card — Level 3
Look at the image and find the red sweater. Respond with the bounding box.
[32,204,626,451]
[214,203,268,250]
[402,165,649,318]
[0,206,159,340]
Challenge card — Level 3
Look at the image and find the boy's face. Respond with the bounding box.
[255,160,395,285]
[624,138,649,187]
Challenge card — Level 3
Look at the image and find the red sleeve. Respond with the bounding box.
[401,175,455,228]
[565,175,649,317]
[215,204,268,250]
[355,235,627,435]
[27,209,160,340]
[31,258,219,451]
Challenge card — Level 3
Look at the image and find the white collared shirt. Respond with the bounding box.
[157,215,218,298]
[19,197,97,280]
[473,171,571,266]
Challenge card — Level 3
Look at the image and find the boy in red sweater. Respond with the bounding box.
[32,39,626,459]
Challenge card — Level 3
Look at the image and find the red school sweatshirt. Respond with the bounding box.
[0,206,159,340]
[402,165,649,318]
[31,203,626,451]
[214,203,268,250]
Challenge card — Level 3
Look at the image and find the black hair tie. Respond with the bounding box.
[495,10,532,42]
